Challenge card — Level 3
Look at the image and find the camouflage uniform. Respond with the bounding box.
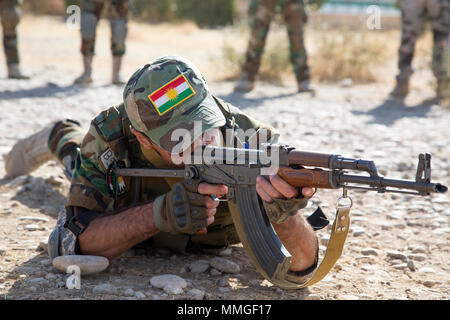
[0,0,21,65]
[48,56,278,257]
[240,0,311,87]
[80,0,129,57]
[394,0,450,100]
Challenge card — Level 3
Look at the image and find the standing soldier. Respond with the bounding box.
[0,0,28,79]
[391,0,449,107]
[235,0,313,93]
[74,0,130,85]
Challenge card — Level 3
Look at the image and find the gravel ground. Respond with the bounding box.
[0,15,449,301]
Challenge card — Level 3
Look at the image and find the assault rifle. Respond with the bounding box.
[114,145,447,288]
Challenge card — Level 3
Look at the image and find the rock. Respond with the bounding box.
[39,259,52,267]
[219,248,233,257]
[210,257,240,274]
[150,274,187,294]
[188,260,210,274]
[52,255,109,275]
[351,226,365,236]
[423,280,437,288]
[92,283,117,295]
[386,250,407,261]
[0,246,7,255]
[418,267,435,274]
[187,288,205,300]
[163,284,184,295]
[27,277,49,286]
[411,246,426,254]
[407,254,426,262]
[361,248,379,256]
[407,260,416,272]
[19,216,49,222]
[134,291,146,299]
[210,268,222,276]
[38,239,48,252]
[24,224,41,231]
[124,288,134,297]
[45,273,58,281]
[392,263,408,270]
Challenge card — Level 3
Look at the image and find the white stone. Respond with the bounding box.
[52,255,109,275]
[24,224,41,231]
[210,257,240,274]
[187,289,205,300]
[19,216,49,222]
[150,274,187,290]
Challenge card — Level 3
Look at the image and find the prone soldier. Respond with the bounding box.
[4,56,319,286]
[74,0,130,85]
[391,0,449,107]
[0,0,28,79]
[235,0,313,93]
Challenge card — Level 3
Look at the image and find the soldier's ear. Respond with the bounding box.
[131,128,153,150]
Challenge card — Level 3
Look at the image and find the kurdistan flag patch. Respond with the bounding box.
[148,74,196,115]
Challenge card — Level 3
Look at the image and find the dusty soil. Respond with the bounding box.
[0,15,449,301]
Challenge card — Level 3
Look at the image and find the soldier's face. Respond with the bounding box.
[133,127,223,167]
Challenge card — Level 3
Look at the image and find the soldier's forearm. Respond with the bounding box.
[78,202,159,259]
[272,213,318,272]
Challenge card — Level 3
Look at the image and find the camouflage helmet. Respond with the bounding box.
[123,56,226,153]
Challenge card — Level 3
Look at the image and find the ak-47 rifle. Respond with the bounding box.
[114,145,447,289]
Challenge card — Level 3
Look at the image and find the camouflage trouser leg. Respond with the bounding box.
[0,0,21,65]
[281,0,310,83]
[106,0,129,57]
[242,0,279,82]
[80,0,105,57]
[48,119,85,166]
[396,0,425,82]
[427,0,450,98]
[48,207,78,258]
[47,120,85,258]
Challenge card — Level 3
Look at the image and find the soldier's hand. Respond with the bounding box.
[256,174,315,224]
[154,180,227,235]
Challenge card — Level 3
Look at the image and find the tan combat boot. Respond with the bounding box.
[3,123,56,178]
[7,64,30,80]
[112,56,125,85]
[234,73,255,93]
[74,56,93,85]
[390,78,409,100]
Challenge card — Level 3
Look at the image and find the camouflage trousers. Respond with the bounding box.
[242,0,310,83]
[397,0,450,97]
[0,0,21,65]
[80,0,129,57]
[46,119,240,258]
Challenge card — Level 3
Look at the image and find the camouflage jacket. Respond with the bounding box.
[66,96,276,214]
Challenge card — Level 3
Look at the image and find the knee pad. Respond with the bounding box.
[80,12,98,40]
[1,7,20,36]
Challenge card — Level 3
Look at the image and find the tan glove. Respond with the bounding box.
[263,193,311,224]
[153,179,210,235]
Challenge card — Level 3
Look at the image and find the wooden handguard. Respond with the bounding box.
[277,167,333,189]
[288,150,334,168]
